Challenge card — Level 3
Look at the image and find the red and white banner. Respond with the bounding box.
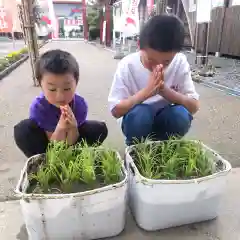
[0,8,12,33]
[52,18,59,39]
[36,0,58,38]
[64,18,83,26]
[147,0,154,15]
[47,0,58,38]
[122,0,140,36]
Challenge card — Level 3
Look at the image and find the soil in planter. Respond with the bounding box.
[26,142,123,194]
[130,139,224,180]
[27,174,108,194]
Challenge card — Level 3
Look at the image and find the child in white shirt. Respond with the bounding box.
[108,14,199,145]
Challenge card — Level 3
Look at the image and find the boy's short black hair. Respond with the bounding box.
[36,49,79,84]
[139,14,185,52]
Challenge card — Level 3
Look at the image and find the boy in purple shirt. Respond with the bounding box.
[14,49,108,157]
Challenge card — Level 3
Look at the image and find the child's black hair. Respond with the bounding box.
[139,14,185,52]
[36,49,79,85]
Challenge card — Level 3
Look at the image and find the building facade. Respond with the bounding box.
[35,0,84,39]
[53,0,83,38]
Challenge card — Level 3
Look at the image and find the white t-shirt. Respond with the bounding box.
[108,51,199,123]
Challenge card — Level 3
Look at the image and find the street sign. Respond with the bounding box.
[64,18,83,26]
[196,0,212,23]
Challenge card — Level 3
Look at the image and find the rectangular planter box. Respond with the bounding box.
[15,152,128,240]
[125,141,232,231]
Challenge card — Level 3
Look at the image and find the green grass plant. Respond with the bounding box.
[28,141,123,194]
[98,148,122,185]
[131,137,217,180]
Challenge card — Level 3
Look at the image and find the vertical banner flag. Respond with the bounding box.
[37,0,58,38]
[122,0,140,36]
[196,0,212,23]
[47,0,58,38]
[0,8,12,33]
[147,0,154,16]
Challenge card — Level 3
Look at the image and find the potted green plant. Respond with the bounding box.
[125,139,231,231]
[15,141,127,240]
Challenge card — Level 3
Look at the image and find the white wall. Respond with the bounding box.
[231,0,240,6]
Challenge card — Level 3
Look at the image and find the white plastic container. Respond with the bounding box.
[15,153,127,240]
[125,142,232,231]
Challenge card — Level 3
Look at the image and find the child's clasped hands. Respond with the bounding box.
[58,105,78,130]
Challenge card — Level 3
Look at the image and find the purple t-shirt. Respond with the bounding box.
[30,93,88,132]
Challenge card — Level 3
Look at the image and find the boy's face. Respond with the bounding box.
[40,73,77,107]
[140,48,176,71]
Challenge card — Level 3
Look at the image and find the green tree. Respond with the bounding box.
[87,6,114,41]
[87,7,101,40]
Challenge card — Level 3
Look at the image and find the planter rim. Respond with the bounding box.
[15,150,127,200]
[125,140,232,185]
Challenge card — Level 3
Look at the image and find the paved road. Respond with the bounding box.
[0,40,239,239]
[0,40,239,200]
[0,40,25,57]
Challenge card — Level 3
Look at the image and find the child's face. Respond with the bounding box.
[40,73,77,107]
[140,48,176,72]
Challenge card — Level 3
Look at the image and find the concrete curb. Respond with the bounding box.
[0,41,48,81]
[201,81,240,97]
[0,55,29,80]
[86,41,116,53]
[52,38,85,42]
[193,75,240,98]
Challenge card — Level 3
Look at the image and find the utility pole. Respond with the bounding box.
[156,0,167,15]
[217,0,229,57]
[105,4,111,47]
[99,8,103,44]
[176,0,181,17]
[201,22,210,65]
[82,0,88,40]
[139,0,146,30]
[21,0,39,86]
[17,4,26,45]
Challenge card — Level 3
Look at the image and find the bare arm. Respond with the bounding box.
[46,127,67,142]
[110,66,162,119]
[111,88,149,118]
[161,87,200,114]
[46,126,79,145]
[46,112,67,142]
[66,127,79,145]
[160,56,200,114]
